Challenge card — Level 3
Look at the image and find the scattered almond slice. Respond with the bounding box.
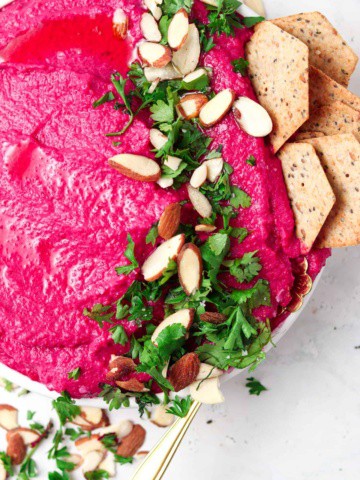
[168,352,201,392]
[149,128,168,150]
[134,450,149,461]
[189,377,225,404]
[177,243,203,295]
[151,309,194,344]
[98,452,116,477]
[116,424,146,458]
[7,428,41,446]
[109,154,161,182]
[106,356,136,382]
[148,78,160,94]
[82,450,104,474]
[199,88,235,127]
[196,363,224,381]
[165,155,182,171]
[144,64,183,82]
[142,233,185,281]
[177,93,208,120]
[190,164,208,188]
[96,420,133,440]
[66,454,83,470]
[0,461,6,480]
[151,405,175,428]
[168,8,189,50]
[203,157,224,182]
[183,68,209,87]
[233,96,273,137]
[0,405,19,431]
[6,432,26,465]
[195,224,216,233]
[138,42,172,68]
[144,0,162,21]
[75,435,105,455]
[116,378,149,393]
[141,12,162,42]
[200,311,226,324]
[157,176,174,189]
[158,203,182,240]
[172,24,201,75]
[79,407,104,427]
[112,8,128,40]
[187,184,213,218]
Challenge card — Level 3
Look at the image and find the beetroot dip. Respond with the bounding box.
[0,0,330,397]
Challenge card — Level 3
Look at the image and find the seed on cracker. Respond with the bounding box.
[245,21,309,152]
[272,12,358,87]
[278,142,335,251]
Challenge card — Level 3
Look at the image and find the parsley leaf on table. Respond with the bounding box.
[99,384,131,410]
[166,395,192,418]
[0,452,13,476]
[52,391,81,426]
[115,234,139,275]
[114,455,134,465]
[246,377,267,395]
[85,471,110,480]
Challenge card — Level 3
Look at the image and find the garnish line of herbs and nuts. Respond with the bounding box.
[87,1,272,413]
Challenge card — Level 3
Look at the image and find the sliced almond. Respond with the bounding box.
[6,432,26,465]
[144,0,162,21]
[199,89,235,128]
[109,154,160,182]
[183,68,209,87]
[157,176,174,189]
[165,155,182,171]
[75,435,105,455]
[200,0,219,5]
[116,424,146,458]
[116,378,149,393]
[6,428,41,446]
[72,407,108,430]
[158,203,182,240]
[96,420,133,440]
[134,450,149,461]
[168,8,189,50]
[66,454,83,470]
[0,405,19,431]
[187,184,212,218]
[172,24,201,75]
[195,224,216,233]
[82,450,104,474]
[233,97,273,137]
[144,64,182,82]
[177,243,203,295]
[177,93,208,120]
[150,128,168,150]
[200,311,227,324]
[98,453,116,477]
[190,164,208,188]
[0,461,7,480]
[196,363,224,381]
[189,377,225,404]
[138,42,172,68]
[203,157,224,182]
[112,8,128,40]
[151,405,175,428]
[148,78,160,94]
[141,12,162,42]
[106,356,136,382]
[168,352,200,392]
[151,308,194,344]
[142,233,185,281]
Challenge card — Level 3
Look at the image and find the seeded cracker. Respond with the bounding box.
[272,12,358,87]
[299,101,360,142]
[293,131,325,141]
[278,143,335,251]
[309,66,360,113]
[245,21,309,152]
[302,134,360,248]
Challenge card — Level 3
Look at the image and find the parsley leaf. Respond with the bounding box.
[246,155,256,166]
[146,223,158,245]
[150,98,175,125]
[162,0,194,16]
[231,57,249,76]
[92,91,115,109]
[230,186,251,208]
[115,234,139,275]
[99,384,131,411]
[109,324,128,346]
[52,391,81,426]
[225,251,262,283]
[206,0,243,37]
[242,16,264,27]
[106,73,134,137]
[246,377,267,395]
[166,395,192,417]
[0,452,13,476]
[67,367,81,380]
[85,471,110,480]
[114,455,133,465]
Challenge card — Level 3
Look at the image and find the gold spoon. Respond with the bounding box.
[131,400,202,480]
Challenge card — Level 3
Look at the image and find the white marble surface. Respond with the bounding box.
[1,0,360,479]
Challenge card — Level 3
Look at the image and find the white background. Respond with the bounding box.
[1,0,360,479]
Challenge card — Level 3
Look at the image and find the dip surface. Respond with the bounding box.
[0,0,329,397]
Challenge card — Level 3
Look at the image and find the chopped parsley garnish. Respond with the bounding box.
[246,155,256,166]
[166,395,192,418]
[85,471,110,480]
[67,367,81,380]
[52,391,80,426]
[145,223,159,245]
[245,376,267,395]
[92,91,115,109]
[109,324,128,345]
[205,0,243,37]
[162,0,194,16]
[0,452,13,476]
[242,16,265,27]
[231,57,249,76]
[115,234,139,275]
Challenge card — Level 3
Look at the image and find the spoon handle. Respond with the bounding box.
[131,400,202,480]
